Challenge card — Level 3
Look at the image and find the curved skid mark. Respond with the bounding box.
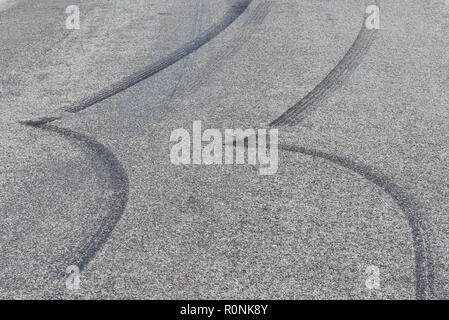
[16,1,253,277]
[267,0,434,299]
[64,0,253,114]
[22,122,129,273]
[280,145,434,299]
[270,1,379,127]
[15,0,432,300]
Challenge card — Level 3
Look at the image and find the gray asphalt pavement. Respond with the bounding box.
[1,0,449,299]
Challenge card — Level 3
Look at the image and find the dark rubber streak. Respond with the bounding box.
[19,117,61,126]
[22,122,129,272]
[279,145,434,299]
[65,0,253,113]
[270,2,378,127]
[267,1,433,299]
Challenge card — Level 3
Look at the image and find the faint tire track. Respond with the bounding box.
[140,1,273,118]
[142,0,206,118]
[177,1,272,98]
[63,0,253,114]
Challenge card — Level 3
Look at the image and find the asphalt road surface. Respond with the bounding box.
[1,0,449,299]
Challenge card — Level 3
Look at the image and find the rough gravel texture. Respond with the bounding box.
[1,0,449,299]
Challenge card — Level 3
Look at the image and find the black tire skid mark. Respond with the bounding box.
[22,0,256,126]
[267,0,434,299]
[279,145,434,299]
[22,122,129,273]
[17,1,254,282]
[270,1,379,127]
[64,0,254,114]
